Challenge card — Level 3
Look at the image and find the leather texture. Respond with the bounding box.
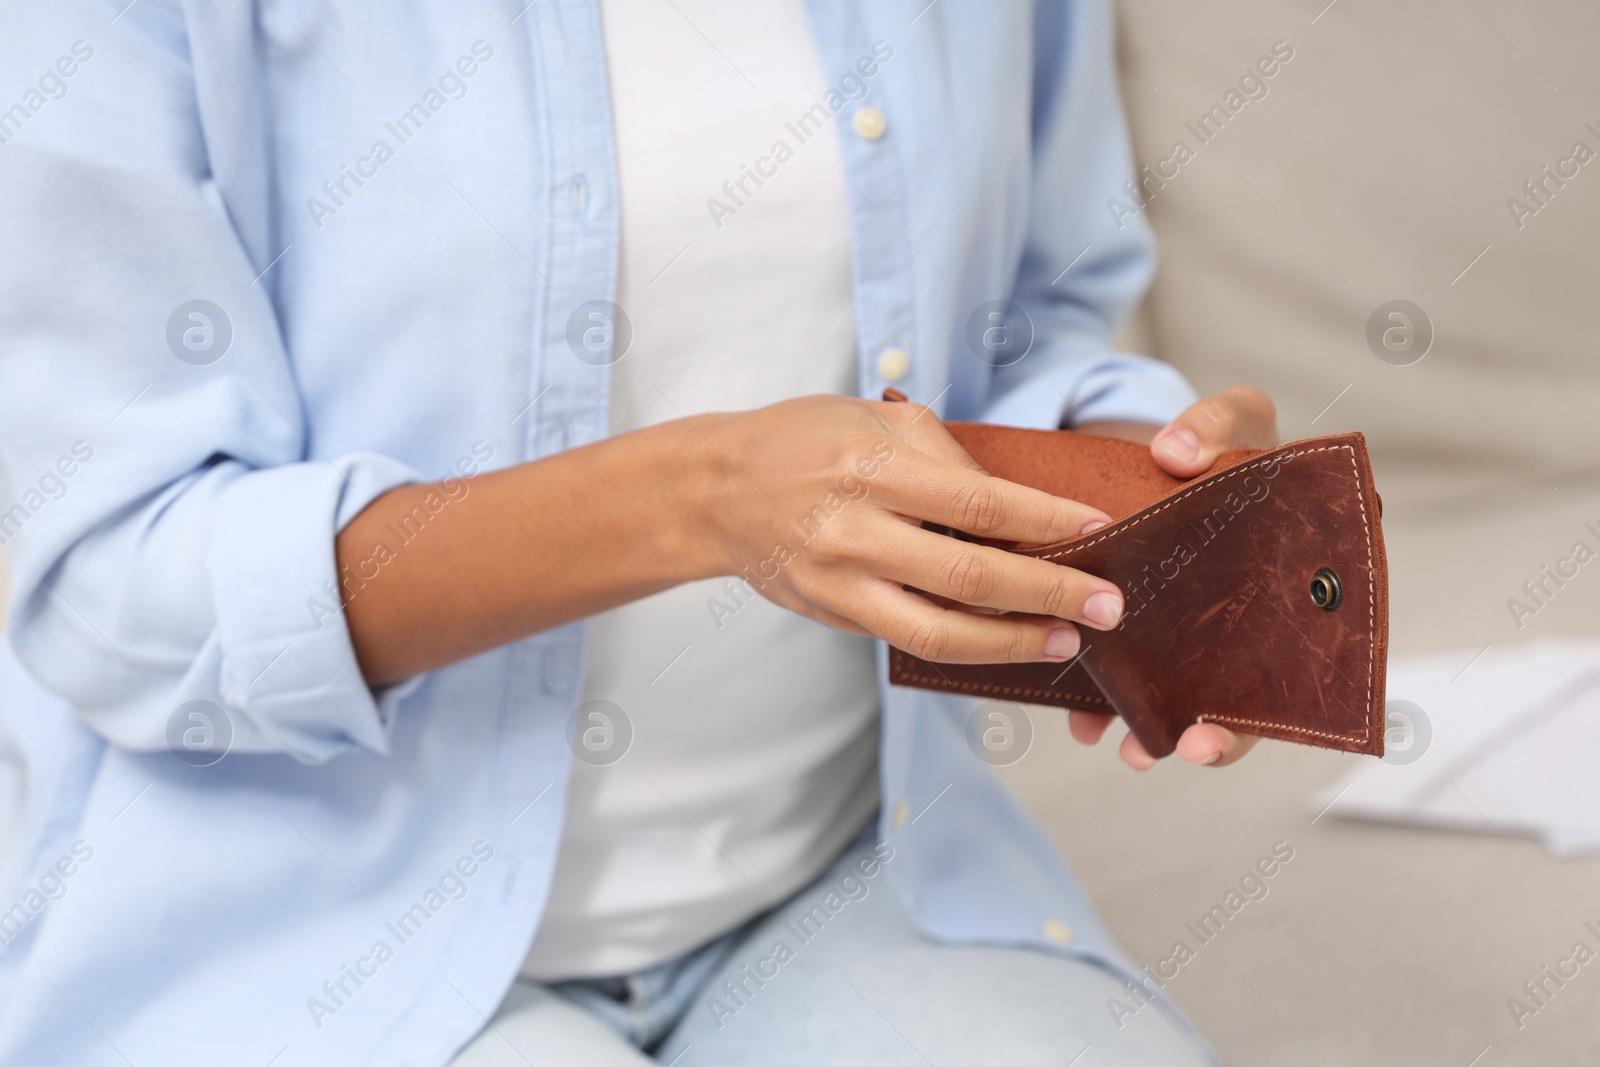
[886,408,1389,759]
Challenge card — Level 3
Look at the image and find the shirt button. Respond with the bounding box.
[876,347,911,382]
[891,800,910,829]
[1043,919,1075,945]
[852,106,888,141]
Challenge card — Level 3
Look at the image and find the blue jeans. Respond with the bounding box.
[450,836,1214,1066]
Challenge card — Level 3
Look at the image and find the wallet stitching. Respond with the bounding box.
[888,669,1111,707]
[1030,445,1346,561]
[1195,715,1360,744]
[1017,443,1375,745]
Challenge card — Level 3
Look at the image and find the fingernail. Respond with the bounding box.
[1080,518,1109,535]
[1201,751,1222,765]
[1155,427,1200,464]
[1044,627,1079,660]
[1082,591,1123,629]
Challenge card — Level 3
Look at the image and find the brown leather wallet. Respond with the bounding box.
[885,397,1389,759]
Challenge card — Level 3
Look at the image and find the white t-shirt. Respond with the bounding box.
[520,0,880,980]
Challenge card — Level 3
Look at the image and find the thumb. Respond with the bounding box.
[1149,387,1277,478]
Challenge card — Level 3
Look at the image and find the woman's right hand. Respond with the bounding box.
[340,393,1125,684]
[695,395,1125,665]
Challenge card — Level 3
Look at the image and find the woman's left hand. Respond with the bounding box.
[1068,386,1280,770]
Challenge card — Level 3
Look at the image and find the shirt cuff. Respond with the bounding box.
[207,452,424,764]
[983,351,1199,431]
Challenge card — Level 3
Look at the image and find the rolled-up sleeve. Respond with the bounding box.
[982,0,1198,431]
[0,2,420,763]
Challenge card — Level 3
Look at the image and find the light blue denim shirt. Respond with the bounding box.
[0,1,1200,1063]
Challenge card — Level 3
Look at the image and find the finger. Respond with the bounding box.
[1068,710,1114,745]
[1150,387,1279,478]
[874,447,1111,545]
[879,402,989,474]
[876,522,1125,629]
[1119,730,1158,771]
[841,576,1083,664]
[1174,722,1260,767]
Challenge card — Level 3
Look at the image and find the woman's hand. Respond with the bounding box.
[338,386,1267,709]
[1071,386,1280,770]
[698,395,1129,665]
[341,393,1128,685]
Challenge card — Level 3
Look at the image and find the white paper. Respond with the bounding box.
[1316,638,1600,856]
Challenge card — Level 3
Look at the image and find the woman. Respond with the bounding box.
[0,0,1272,1063]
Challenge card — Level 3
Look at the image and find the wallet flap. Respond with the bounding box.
[939,420,1267,526]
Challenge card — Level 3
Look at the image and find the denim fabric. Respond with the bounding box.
[451,836,1215,1065]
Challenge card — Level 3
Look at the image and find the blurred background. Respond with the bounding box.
[2,2,1596,1064]
[999,2,1600,1064]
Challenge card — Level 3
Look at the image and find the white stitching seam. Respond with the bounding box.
[1195,715,1359,743]
[892,443,1377,744]
[888,672,1110,706]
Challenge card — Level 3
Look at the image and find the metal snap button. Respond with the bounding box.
[1309,568,1343,611]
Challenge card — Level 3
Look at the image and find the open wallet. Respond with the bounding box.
[883,390,1389,759]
